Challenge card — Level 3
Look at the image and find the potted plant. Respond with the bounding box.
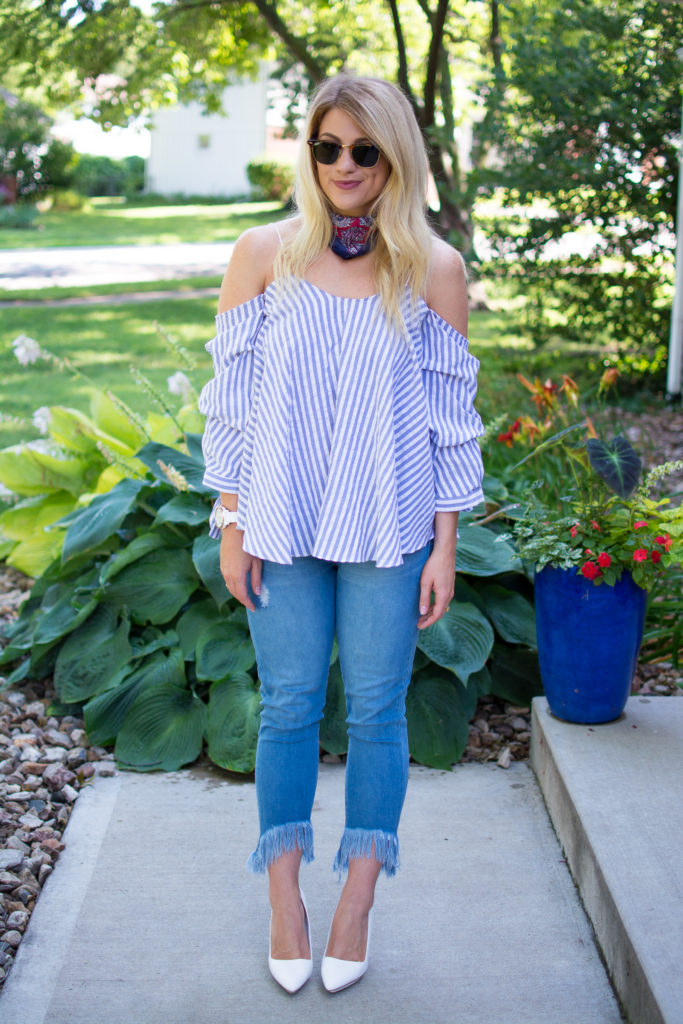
[509,428,683,724]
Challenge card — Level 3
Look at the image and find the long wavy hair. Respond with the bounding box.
[274,74,435,328]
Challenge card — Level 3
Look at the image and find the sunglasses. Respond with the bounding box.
[307,139,381,168]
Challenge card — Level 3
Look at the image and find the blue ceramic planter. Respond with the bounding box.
[535,566,648,724]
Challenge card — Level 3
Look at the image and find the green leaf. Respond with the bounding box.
[511,422,587,470]
[135,441,212,493]
[206,673,260,773]
[195,620,256,681]
[60,478,146,563]
[456,524,522,576]
[0,443,90,497]
[479,585,537,648]
[100,532,168,583]
[53,605,132,703]
[115,678,207,772]
[406,667,477,769]
[6,527,66,577]
[191,534,229,609]
[176,599,227,660]
[0,491,76,541]
[102,548,199,625]
[586,436,641,498]
[153,492,211,528]
[417,601,494,684]
[33,581,99,645]
[319,661,348,755]
[84,648,186,746]
[488,644,543,706]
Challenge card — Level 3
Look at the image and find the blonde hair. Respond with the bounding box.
[274,74,435,329]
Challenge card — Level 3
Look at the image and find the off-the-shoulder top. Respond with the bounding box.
[199,279,484,568]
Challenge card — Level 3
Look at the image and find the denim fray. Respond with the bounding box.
[246,820,314,875]
[333,827,400,879]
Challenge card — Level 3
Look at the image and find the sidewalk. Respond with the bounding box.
[0,761,621,1024]
[0,242,235,290]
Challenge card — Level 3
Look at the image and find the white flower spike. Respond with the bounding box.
[12,335,42,366]
[32,407,52,434]
[167,371,193,404]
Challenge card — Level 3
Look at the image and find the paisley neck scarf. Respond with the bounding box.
[329,212,375,260]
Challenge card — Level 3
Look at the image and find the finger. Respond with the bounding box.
[418,574,433,618]
[250,558,262,596]
[224,574,257,612]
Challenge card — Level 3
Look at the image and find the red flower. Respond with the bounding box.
[511,418,522,434]
[633,549,648,562]
[634,520,648,529]
[597,552,611,568]
[581,561,602,580]
[651,550,662,564]
[590,520,601,531]
[655,534,672,551]
[570,523,579,538]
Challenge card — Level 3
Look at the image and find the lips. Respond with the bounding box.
[332,180,361,189]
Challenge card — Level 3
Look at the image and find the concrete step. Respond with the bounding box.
[0,761,621,1024]
[532,695,683,1024]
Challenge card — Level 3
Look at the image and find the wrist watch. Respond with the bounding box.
[214,504,239,529]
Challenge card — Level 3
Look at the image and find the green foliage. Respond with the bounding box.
[246,159,294,202]
[0,333,543,771]
[71,154,145,198]
[0,202,37,229]
[0,90,51,198]
[476,0,681,382]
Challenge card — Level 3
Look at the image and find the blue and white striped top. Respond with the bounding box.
[199,279,484,568]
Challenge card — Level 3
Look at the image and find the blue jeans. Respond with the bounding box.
[245,543,431,878]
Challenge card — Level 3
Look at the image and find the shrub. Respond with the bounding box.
[246,159,294,202]
[0,203,37,229]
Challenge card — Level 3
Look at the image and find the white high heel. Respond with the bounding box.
[268,889,312,994]
[321,907,373,993]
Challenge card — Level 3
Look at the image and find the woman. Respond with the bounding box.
[199,73,484,994]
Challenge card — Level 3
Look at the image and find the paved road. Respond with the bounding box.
[0,242,235,290]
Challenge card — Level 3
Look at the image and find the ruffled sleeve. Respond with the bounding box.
[199,295,265,492]
[420,308,485,512]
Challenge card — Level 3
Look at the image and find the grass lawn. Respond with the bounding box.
[0,199,284,249]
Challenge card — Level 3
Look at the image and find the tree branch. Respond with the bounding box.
[251,0,326,83]
[422,0,449,130]
[384,0,417,108]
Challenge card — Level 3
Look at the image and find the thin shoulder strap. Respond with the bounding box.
[273,222,283,246]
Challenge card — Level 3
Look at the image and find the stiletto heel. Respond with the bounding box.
[268,889,313,994]
[321,907,373,993]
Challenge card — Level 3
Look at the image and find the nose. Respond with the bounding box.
[337,146,357,172]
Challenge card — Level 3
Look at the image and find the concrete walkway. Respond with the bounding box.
[533,696,683,1024]
[0,760,622,1024]
[0,242,235,290]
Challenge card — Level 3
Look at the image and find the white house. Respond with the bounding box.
[145,69,270,198]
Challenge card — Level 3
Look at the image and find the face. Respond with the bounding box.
[312,107,390,218]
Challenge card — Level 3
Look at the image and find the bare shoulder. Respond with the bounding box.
[424,238,468,335]
[217,219,298,313]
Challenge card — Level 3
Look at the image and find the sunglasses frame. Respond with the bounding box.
[307,139,382,168]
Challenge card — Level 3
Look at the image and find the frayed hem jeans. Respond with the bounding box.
[245,544,431,879]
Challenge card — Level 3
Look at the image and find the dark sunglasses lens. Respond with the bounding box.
[311,141,340,164]
[352,145,380,167]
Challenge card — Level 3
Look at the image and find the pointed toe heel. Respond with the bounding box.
[268,889,313,994]
[321,908,373,994]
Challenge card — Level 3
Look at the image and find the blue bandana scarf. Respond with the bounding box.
[329,213,375,260]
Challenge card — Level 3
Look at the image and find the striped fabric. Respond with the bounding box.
[199,279,484,568]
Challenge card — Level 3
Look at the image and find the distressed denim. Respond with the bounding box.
[245,543,431,878]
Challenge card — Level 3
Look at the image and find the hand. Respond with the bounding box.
[219,526,263,611]
[417,547,455,630]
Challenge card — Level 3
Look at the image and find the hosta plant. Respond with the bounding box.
[0,337,542,772]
